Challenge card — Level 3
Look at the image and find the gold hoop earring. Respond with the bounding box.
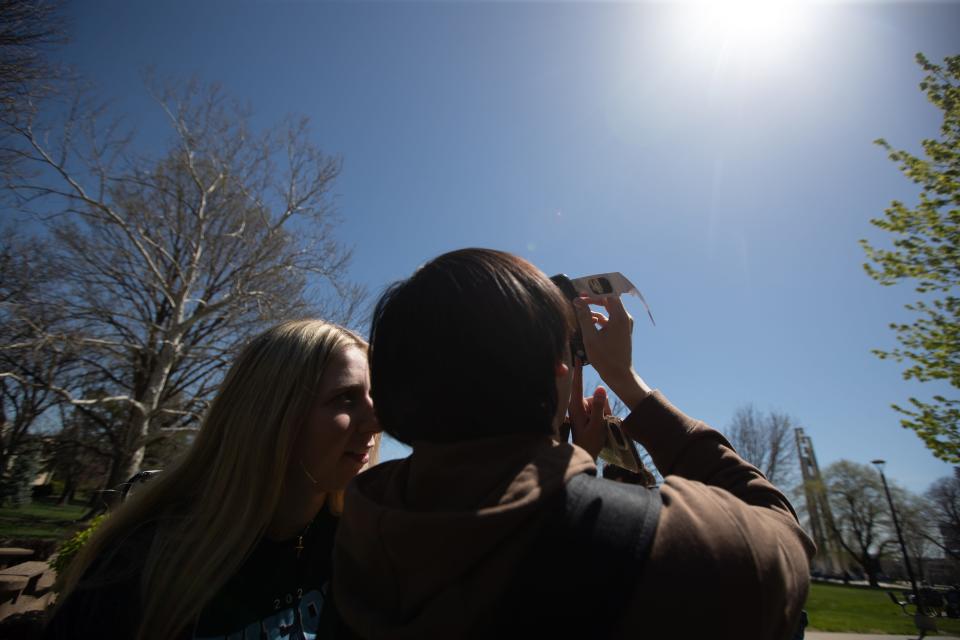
[299,459,320,485]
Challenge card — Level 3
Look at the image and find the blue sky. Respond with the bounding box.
[56,0,958,493]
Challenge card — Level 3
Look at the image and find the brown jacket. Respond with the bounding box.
[333,391,815,639]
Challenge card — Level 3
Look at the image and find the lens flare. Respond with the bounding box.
[678,0,812,59]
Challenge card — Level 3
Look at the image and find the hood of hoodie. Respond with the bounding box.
[332,433,595,639]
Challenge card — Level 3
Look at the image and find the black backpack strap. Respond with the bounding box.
[562,474,661,633]
[491,472,661,638]
[563,473,660,572]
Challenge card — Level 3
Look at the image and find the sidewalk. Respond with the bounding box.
[807,633,959,639]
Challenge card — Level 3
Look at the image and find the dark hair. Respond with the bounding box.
[369,248,575,444]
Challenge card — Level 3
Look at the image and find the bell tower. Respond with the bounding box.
[795,428,847,574]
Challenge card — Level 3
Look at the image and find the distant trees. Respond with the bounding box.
[47,407,111,506]
[819,459,948,585]
[823,460,894,586]
[725,404,796,486]
[0,231,70,501]
[861,53,960,463]
[925,470,960,562]
[891,486,939,583]
[0,77,364,502]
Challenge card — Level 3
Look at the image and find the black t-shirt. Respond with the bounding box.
[193,507,340,639]
[45,508,343,640]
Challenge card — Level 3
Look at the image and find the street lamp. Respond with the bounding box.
[872,459,921,611]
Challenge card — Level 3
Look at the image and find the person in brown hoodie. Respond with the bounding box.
[333,248,815,639]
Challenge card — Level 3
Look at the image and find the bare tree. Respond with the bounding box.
[925,470,960,562]
[0,0,65,172]
[1,78,365,495]
[823,459,895,587]
[0,231,72,503]
[48,404,112,505]
[725,404,796,486]
[892,489,937,582]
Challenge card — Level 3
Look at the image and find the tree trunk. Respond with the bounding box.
[863,554,881,587]
[121,339,180,481]
[56,476,77,505]
[0,450,8,506]
[104,449,135,502]
[119,425,146,483]
[82,449,135,519]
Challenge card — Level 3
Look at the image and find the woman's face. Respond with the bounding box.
[294,345,380,492]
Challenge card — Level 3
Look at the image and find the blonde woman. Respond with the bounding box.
[45,320,381,640]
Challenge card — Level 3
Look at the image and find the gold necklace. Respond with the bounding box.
[295,518,313,559]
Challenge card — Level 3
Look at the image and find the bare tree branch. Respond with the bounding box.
[725,404,797,486]
[1,76,365,490]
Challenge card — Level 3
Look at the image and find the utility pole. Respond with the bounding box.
[871,459,921,612]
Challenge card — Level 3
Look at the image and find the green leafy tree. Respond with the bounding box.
[861,53,960,463]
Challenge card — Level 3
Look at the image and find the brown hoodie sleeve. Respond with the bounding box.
[616,391,815,640]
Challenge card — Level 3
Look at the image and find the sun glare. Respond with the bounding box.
[678,0,812,59]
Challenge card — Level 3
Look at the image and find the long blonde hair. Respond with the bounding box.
[55,320,378,640]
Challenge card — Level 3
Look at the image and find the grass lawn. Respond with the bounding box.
[807,582,960,636]
[0,501,88,540]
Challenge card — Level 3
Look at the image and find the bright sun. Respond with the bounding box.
[678,0,812,57]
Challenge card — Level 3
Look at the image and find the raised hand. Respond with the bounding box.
[567,363,610,460]
[572,294,652,410]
